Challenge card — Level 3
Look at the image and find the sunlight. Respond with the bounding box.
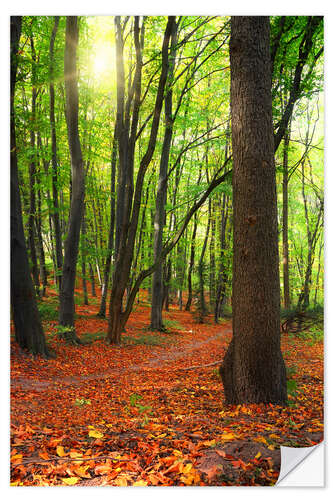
[92,43,115,79]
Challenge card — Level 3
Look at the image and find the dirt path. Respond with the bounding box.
[11,327,230,393]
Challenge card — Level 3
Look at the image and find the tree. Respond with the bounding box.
[10,16,52,358]
[59,16,85,342]
[220,16,287,404]
[49,16,63,289]
[150,19,178,330]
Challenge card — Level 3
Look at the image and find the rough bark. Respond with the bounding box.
[220,16,287,404]
[10,16,53,358]
[59,17,85,343]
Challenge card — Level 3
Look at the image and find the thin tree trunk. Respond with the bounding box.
[98,129,117,317]
[209,201,216,309]
[282,129,291,309]
[314,239,323,305]
[150,20,178,330]
[198,211,210,323]
[81,208,89,306]
[214,194,229,323]
[220,16,287,404]
[36,166,48,296]
[59,17,85,343]
[297,160,323,310]
[185,212,198,311]
[49,16,63,289]
[28,35,40,297]
[89,262,96,297]
[10,16,52,358]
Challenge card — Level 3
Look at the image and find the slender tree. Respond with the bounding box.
[59,16,85,342]
[150,20,178,330]
[220,16,287,404]
[49,16,63,289]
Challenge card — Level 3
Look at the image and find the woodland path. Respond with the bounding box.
[11,308,231,393]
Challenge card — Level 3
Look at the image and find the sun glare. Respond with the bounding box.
[93,44,115,79]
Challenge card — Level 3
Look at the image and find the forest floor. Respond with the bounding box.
[10,285,323,486]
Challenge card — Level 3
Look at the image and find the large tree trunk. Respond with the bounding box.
[282,130,291,309]
[59,17,85,343]
[220,16,287,404]
[10,16,52,358]
[49,16,63,289]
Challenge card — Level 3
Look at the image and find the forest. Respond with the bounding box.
[10,15,323,486]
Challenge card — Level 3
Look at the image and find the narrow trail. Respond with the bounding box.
[11,326,231,393]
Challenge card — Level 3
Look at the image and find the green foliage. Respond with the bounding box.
[163,319,183,331]
[123,334,172,346]
[74,397,91,407]
[38,301,58,321]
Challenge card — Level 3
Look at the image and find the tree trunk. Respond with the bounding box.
[98,130,117,317]
[214,194,229,323]
[28,35,40,297]
[209,201,216,309]
[282,130,291,309]
[220,16,287,404]
[81,209,89,306]
[36,166,48,296]
[89,262,96,297]
[107,16,175,344]
[49,16,63,289]
[198,211,210,323]
[10,16,52,358]
[150,21,178,330]
[59,17,85,343]
[185,213,198,311]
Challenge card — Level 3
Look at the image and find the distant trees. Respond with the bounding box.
[220,16,287,404]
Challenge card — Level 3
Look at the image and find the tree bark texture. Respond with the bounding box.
[220,16,287,404]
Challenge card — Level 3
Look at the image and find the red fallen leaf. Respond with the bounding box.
[215,449,226,458]
[94,462,114,475]
[206,465,221,480]
[160,455,178,466]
